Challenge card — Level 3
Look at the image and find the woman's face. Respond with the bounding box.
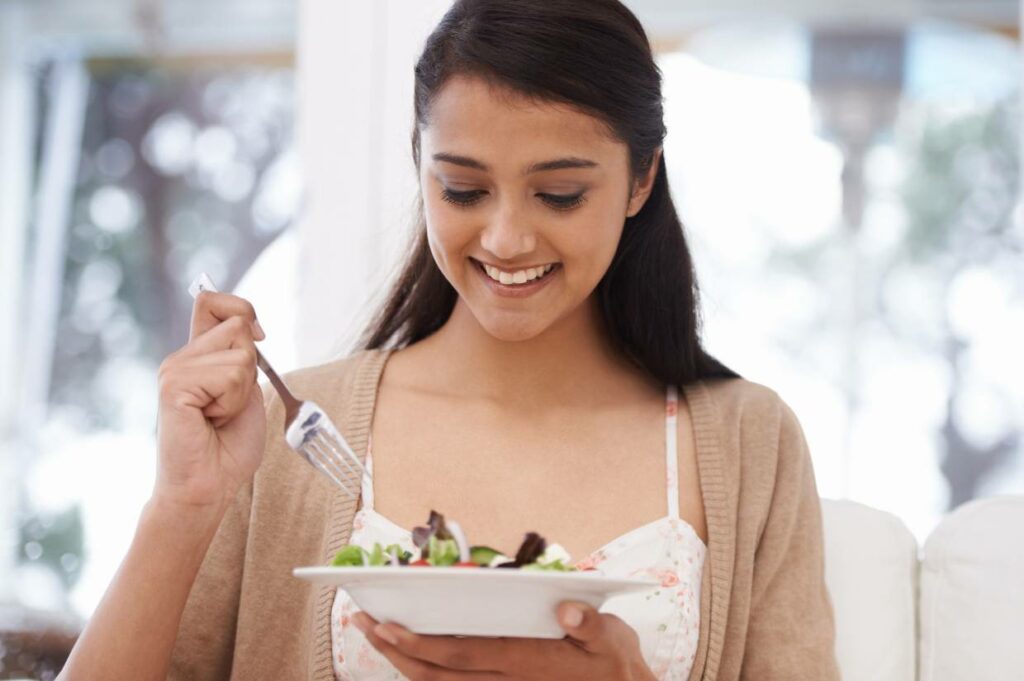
[419,75,659,342]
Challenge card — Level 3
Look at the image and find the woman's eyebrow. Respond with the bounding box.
[432,152,599,175]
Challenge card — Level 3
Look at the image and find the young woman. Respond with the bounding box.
[58,1,839,679]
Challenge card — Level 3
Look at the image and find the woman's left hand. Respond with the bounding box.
[353,601,656,680]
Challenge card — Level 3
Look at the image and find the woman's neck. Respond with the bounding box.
[407,295,655,409]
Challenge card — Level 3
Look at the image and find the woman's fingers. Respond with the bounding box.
[189,290,265,342]
[159,354,258,422]
[353,612,587,678]
[174,315,258,360]
[159,301,262,431]
[356,626,500,681]
[370,624,518,672]
[175,348,257,370]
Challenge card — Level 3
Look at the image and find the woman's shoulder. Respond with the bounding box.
[685,375,809,470]
[687,375,796,428]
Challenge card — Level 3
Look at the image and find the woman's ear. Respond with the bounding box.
[626,147,662,218]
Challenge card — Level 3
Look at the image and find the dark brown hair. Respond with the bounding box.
[359,0,737,386]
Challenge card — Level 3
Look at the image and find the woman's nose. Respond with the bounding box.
[478,200,537,261]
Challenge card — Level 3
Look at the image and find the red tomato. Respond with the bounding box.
[410,559,431,566]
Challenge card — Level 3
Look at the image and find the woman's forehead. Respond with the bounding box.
[422,75,618,161]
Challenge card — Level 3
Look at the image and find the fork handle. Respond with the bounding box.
[188,273,302,425]
[253,349,302,424]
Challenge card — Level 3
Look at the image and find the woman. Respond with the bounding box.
[58,1,839,679]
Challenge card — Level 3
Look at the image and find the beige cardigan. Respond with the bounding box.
[169,348,840,680]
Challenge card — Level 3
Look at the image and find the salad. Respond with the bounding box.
[331,510,589,572]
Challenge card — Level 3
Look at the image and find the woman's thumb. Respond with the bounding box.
[557,601,607,649]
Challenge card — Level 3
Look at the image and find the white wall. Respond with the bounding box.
[295,0,453,364]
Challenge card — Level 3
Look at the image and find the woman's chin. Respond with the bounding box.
[476,313,552,343]
[484,325,545,343]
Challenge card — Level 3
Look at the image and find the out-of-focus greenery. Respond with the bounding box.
[18,506,84,590]
[899,96,1020,507]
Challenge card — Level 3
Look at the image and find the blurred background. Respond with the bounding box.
[0,0,1020,677]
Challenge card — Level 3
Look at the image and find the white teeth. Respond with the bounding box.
[481,262,556,286]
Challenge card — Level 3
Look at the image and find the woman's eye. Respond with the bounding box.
[539,192,587,211]
[440,188,486,207]
[440,188,586,211]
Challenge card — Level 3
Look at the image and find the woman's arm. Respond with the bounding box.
[166,478,252,681]
[741,401,841,680]
[58,498,227,680]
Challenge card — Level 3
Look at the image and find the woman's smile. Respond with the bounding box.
[470,257,562,298]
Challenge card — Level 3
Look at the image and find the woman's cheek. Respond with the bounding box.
[425,207,454,251]
[562,221,620,284]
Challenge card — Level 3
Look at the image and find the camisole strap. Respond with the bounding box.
[665,384,680,519]
[361,434,375,511]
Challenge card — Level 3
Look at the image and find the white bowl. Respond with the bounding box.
[293,566,659,638]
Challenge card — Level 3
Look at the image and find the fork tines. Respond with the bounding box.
[299,423,369,501]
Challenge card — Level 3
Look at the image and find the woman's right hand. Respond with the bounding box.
[154,290,268,513]
[58,291,269,681]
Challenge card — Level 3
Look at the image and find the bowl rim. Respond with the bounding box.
[293,565,660,588]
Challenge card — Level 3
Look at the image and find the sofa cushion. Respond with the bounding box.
[920,495,1024,681]
[821,498,918,681]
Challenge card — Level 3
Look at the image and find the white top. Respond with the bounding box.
[331,385,706,680]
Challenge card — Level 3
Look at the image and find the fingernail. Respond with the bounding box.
[353,614,368,633]
[562,605,583,628]
[253,318,266,340]
[375,624,399,646]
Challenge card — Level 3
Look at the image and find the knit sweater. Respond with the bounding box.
[168,348,840,680]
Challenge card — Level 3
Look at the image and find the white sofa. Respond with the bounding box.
[821,496,1024,681]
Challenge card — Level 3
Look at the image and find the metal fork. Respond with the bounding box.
[188,272,369,500]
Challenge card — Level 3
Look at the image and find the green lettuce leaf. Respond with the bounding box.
[332,543,415,567]
[331,545,368,566]
[427,537,460,566]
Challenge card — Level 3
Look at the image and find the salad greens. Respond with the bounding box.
[330,509,581,571]
[331,543,414,567]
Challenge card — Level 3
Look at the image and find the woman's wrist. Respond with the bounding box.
[141,493,230,555]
